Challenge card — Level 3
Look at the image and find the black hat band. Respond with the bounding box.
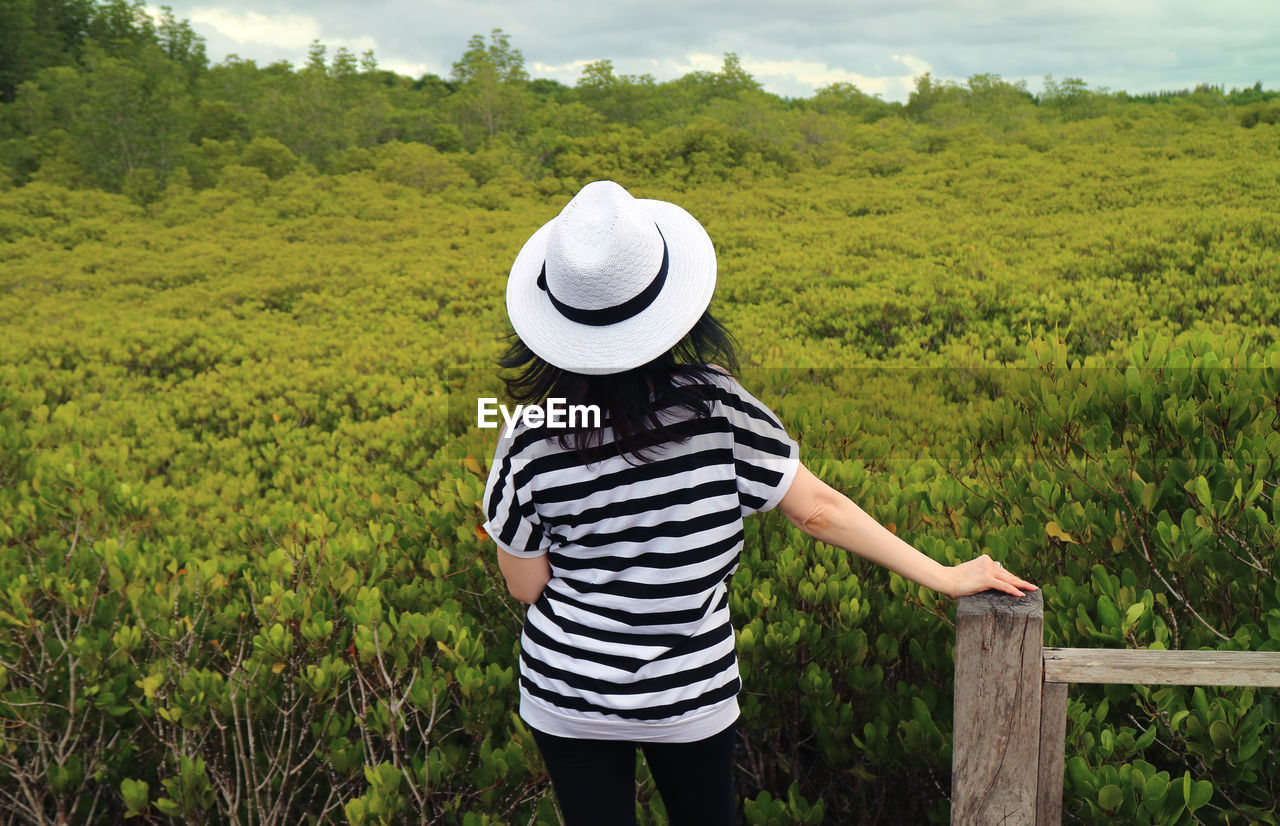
[537,226,669,327]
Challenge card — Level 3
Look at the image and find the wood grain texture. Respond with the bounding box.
[951,590,1044,826]
[1036,682,1069,825]
[1043,648,1280,687]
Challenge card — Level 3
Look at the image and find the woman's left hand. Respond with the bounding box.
[947,554,1037,599]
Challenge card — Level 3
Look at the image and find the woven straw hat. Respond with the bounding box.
[506,180,716,375]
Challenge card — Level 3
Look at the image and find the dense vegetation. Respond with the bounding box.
[1,2,1278,824]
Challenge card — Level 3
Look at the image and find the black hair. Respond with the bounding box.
[498,310,741,463]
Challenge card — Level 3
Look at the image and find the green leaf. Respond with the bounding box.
[1098,784,1123,811]
[1140,482,1158,511]
[1192,687,1210,721]
[1123,602,1145,630]
[1096,595,1121,631]
[455,477,476,507]
[1143,773,1168,803]
[1236,731,1263,762]
[1065,756,1096,793]
[1045,520,1077,544]
[1187,779,1213,811]
[1208,719,1232,751]
[121,778,149,815]
[1194,475,1212,511]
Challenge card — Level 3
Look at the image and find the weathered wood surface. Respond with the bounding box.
[951,590,1045,826]
[1043,648,1280,687]
[1035,681,1069,825]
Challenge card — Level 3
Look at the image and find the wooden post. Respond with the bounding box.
[1036,681,1068,824]
[951,589,1044,826]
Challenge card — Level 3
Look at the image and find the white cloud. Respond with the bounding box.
[526,51,936,101]
[382,60,442,80]
[659,52,934,100]
[893,54,932,77]
[189,8,323,50]
[530,59,594,83]
[739,55,924,99]
[187,7,376,55]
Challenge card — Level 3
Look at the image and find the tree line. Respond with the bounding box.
[1,0,1278,196]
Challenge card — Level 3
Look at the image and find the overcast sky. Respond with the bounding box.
[149,1,1280,101]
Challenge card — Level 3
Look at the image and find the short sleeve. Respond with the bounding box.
[481,424,550,558]
[717,376,800,516]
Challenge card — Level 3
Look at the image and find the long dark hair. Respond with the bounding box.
[498,310,741,463]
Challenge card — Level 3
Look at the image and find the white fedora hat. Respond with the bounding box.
[506,180,716,375]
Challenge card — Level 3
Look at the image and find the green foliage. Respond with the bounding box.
[371,141,471,191]
[1,19,1280,826]
[1040,75,1120,121]
[1,13,1276,194]
[743,782,825,825]
[12,42,192,190]
[238,136,299,180]
[951,336,1280,821]
[805,81,897,121]
[0,0,94,102]
[449,29,533,147]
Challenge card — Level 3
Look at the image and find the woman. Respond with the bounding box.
[482,180,1036,825]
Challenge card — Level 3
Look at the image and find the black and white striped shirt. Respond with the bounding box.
[482,371,799,742]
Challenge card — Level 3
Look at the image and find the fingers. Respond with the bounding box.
[996,565,1038,591]
[949,556,1039,599]
[992,564,1037,596]
[981,554,1038,596]
[989,569,1025,597]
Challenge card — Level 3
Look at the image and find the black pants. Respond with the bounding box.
[531,722,737,826]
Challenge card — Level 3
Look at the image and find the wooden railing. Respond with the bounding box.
[950,590,1280,825]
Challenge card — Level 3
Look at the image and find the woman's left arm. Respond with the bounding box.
[778,462,1036,598]
[496,547,551,604]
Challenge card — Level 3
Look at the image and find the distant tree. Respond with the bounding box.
[1237,100,1280,127]
[715,53,761,95]
[965,73,1034,109]
[305,40,326,74]
[153,4,206,83]
[807,81,893,121]
[528,77,571,103]
[0,0,94,101]
[376,72,455,145]
[412,73,453,96]
[330,47,358,79]
[371,140,471,191]
[905,71,1034,129]
[1186,82,1227,109]
[449,29,532,145]
[85,0,156,54]
[904,72,962,120]
[239,136,297,179]
[1225,81,1278,106]
[1040,75,1115,121]
[576,59,664,125]
[650,52,769,127]
[192,99,249,142]
[14,41,192,189]
[198,54,263,109]
[578,59,617,93]
[451,28,527,86]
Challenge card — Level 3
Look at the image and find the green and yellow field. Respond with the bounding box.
[2,13,1280,824]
